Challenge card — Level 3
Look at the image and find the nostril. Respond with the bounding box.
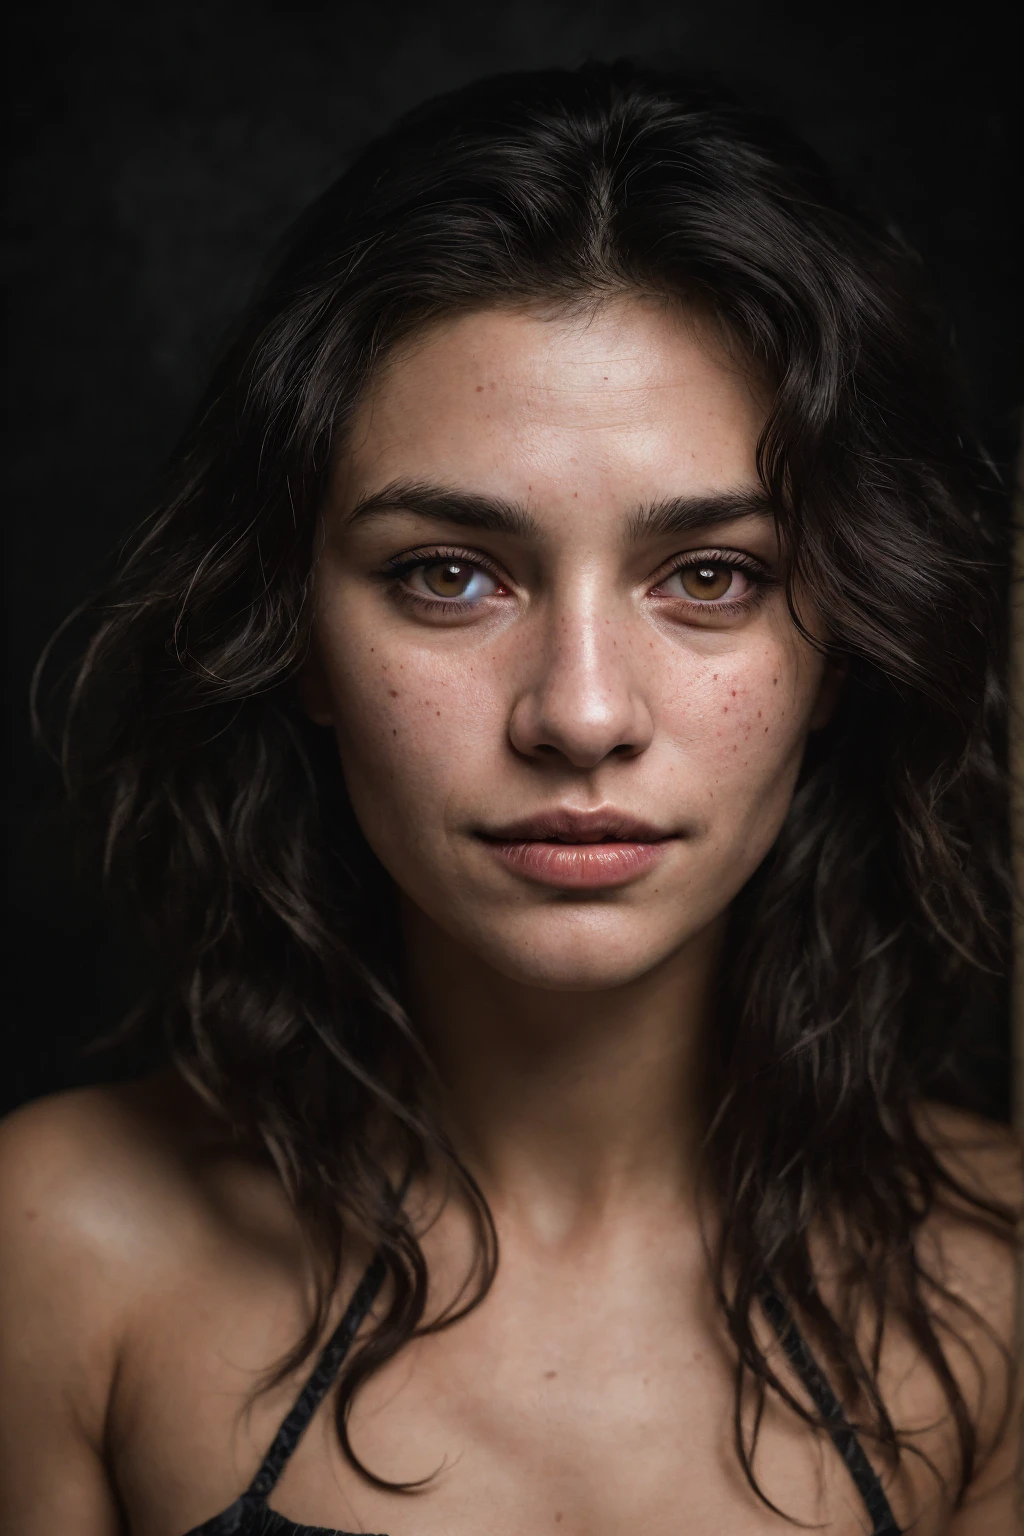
[508,691,654,767]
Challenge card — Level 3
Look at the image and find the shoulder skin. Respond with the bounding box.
[0,1074,302,1534]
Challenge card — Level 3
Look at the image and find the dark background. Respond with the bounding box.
[4,1,1022,1118]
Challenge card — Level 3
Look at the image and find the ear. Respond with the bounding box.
[808,656,847,731]
[295,647,335,727]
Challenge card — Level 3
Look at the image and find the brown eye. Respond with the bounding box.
[403,558,500,604]
[422,560,476,597]
[680,563,735,601]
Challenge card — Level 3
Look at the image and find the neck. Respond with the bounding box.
[402,904,724,1245]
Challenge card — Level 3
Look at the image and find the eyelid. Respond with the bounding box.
[384,545,771,579]
[384,544,509,582]
[653,546,773,582]
[649,547,775,615]
[379,544,774,620]
[382,544,514,617]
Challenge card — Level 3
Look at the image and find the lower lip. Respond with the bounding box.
[484,839,671,889]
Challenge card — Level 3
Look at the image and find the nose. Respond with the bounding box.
[508,593,655,769]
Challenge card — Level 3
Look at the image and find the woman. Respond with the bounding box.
[0,62,1019,1536]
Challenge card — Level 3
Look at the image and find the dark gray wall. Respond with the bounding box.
[4,0,1020,1114]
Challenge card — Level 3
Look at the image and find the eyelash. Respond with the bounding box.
[654,548,775,616]
[383,546,508,614]
[382,545,774,617]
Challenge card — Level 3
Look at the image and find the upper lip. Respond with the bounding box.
[478,808,675,843]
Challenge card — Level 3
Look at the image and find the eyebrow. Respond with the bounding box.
[347,480,539,539]
[626,488,777,541]
[347,478,775,542]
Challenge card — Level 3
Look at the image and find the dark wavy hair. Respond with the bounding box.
[49,61,1017,1514]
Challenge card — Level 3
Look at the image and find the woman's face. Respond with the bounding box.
[308,297,832,990]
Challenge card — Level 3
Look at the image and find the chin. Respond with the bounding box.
[457,903,700,993]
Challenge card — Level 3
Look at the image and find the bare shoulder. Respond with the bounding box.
[2,1075,219,1238]
[911,1103,1022,1497]
[912,1101,1020,1323]
[0,1071,298,1273]
[0,1079,308,1530]
[0,1070,226,1196]
[916,1099,1023,1209]
[0,1075,293,1413]
[0,1079,193,1328]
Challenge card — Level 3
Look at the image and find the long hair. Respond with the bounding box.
[49,61,1017,1511]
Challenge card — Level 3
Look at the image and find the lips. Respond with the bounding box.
[477,807,676,889]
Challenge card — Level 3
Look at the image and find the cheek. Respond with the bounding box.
[663,641,821,825]
[319,619,501,841]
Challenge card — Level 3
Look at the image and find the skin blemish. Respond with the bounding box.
[544,1370,557,1379]
[555,1516,563,1525]
[389,689,398,698]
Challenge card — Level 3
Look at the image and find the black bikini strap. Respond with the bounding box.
[760,1285,901,1535]
[246,1249,388,1500]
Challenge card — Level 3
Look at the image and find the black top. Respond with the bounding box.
[181,1255,901,1536]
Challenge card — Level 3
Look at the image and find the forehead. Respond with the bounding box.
[337,298,767,513]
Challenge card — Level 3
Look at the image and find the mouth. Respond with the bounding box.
[476,807,678,890]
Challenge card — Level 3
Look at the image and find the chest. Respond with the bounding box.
[105,1261,955,1536]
